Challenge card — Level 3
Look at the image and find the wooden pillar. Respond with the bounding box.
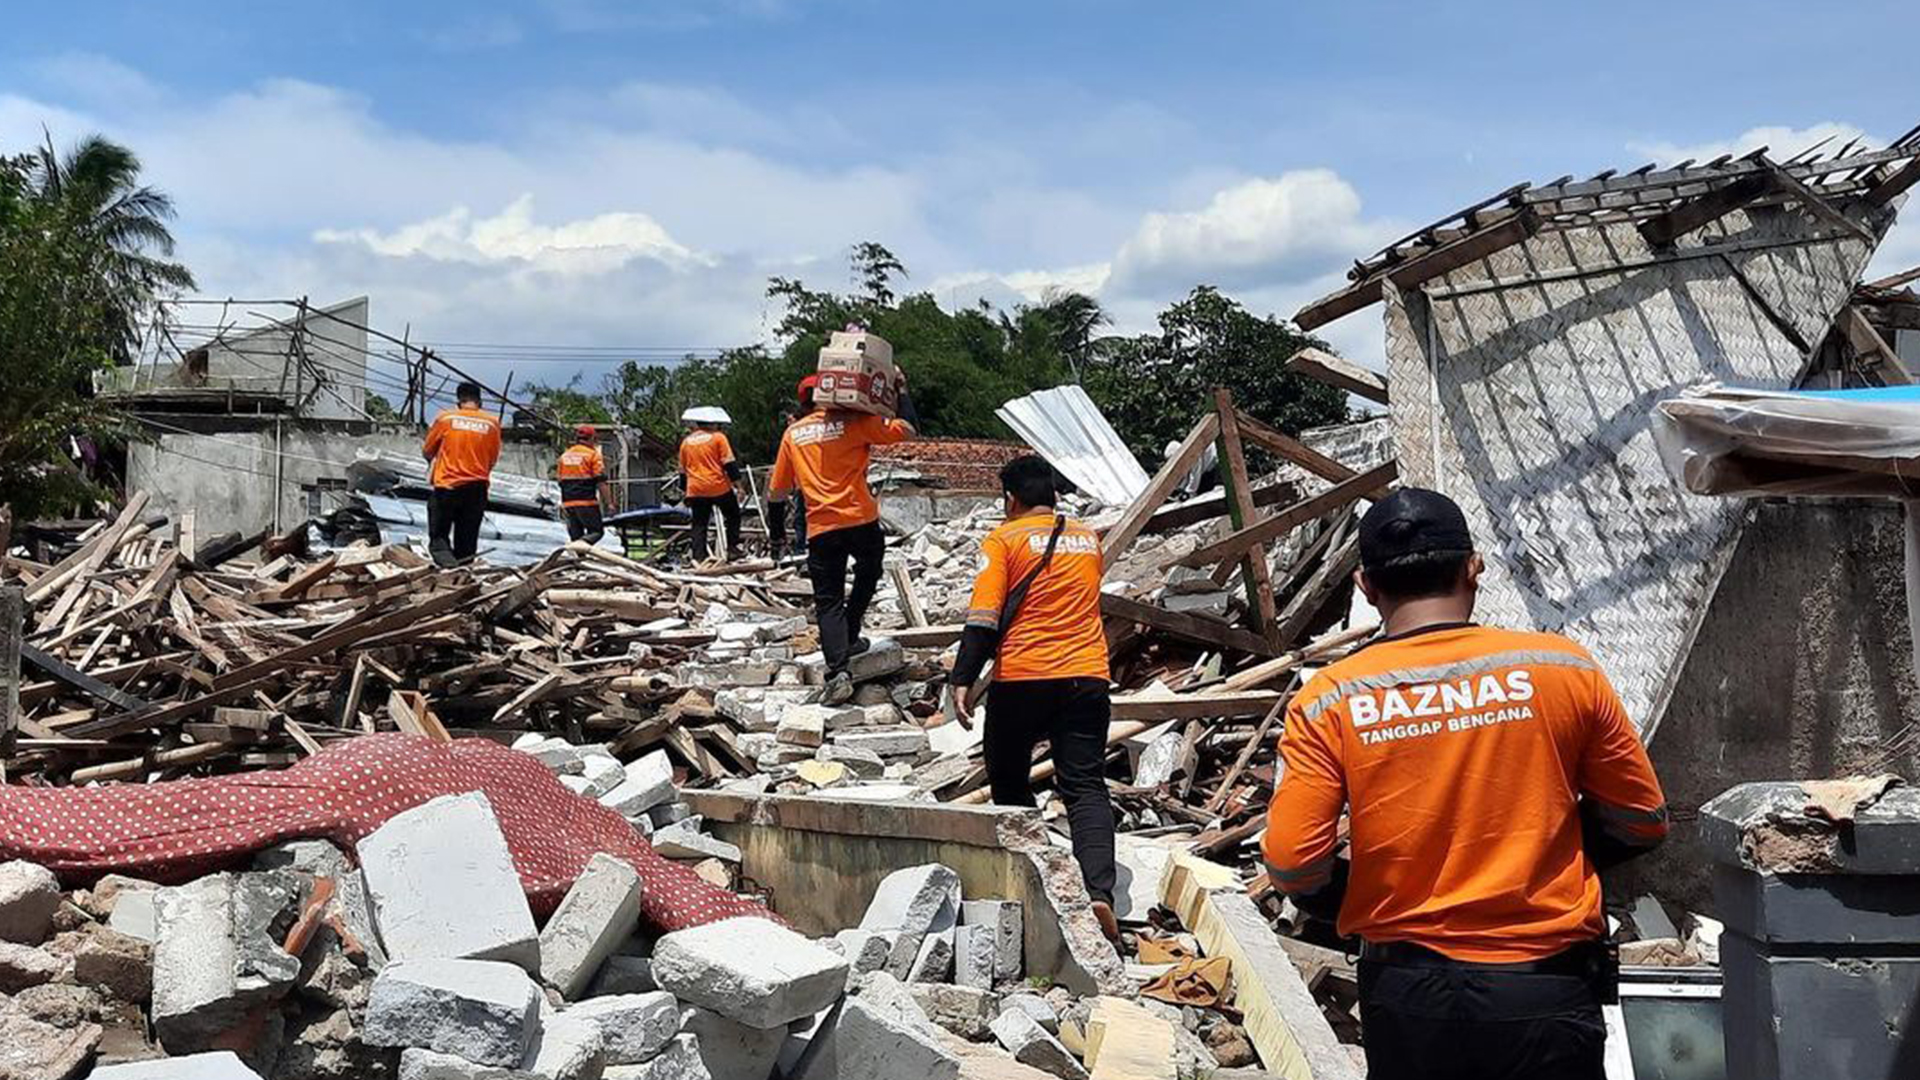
[1213,388,1280,644]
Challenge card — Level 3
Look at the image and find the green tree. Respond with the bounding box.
[1083,286,1348,466]
[0,136,194,515]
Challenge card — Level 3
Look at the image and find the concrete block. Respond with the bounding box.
[854,703,904,728]
[681,1005,786,1080]
[1161,591,1230,618]
[846,638,906,682]
[1630,895,1678,941]
[0,939,63,992]
[579,755,627,798]
[646,802,694,828]
[560,776,595,796]
[795,759,853,788]
[963,900,1024,983]
[777,706,828,748]
[858,864,961,937]
[588,954,655,996]
[953,924,996,990]
[833,994,961,1080]
[908,929,954,983]
[991,1007,1088,1080]
[601,1033,709,1079]
[816,745,885,779]
[652,916,850,1028]
[397,1013,604,1080]
[540,853,644,1000]
[0,1004,99,1080]
[358,792,539,971]
[564,991,680,1064]
[107,888,158,943]
[1001,992,1058,1034]
[908,982,1002,1041]
[831,728,930,759]
[523,738,588,776]
[92,1051,263,1078]
[599,751,678,818]
[813,783,931,803]
[364,958,542,1066]
[675,659,777,689]
[649,827,740,863]
[0,860,61,944]
[151,873,304,1052]
[73,925,153,1004]
[831,929,898,976]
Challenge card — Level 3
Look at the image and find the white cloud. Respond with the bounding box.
[314,195,712,274]
[1628,122,1877,168]
[1107,170,1398,296]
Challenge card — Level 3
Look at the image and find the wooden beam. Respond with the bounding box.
[1134,477,1302,535]
[1761,159,1877,246]
[1232,411,1377,489]
[1842,305,1914,384]
[1285,347,1389,404]
[1294,209,1540,331]
[1635,172,1773,247]
[889,624,964,649]
[1220,621,1378,693]
[19,642,148,713]
[212,584,479,691]
[1274,535,1362,648]
[1865,301,1920,333]
[1866,157,1920,206]
[1099,592,1278,657]
[1108,690,1282,722]
[1214,389,1279,643]
[1102,412,1221,573]
[1178,461,1399,569]
[887,563,928,627]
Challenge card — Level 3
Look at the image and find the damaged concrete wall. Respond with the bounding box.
[1619,500,1920,912]
[1381,202,1894,735]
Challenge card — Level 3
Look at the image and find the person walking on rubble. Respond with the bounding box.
[678,408,744,564]
[1262,488,1669,1080]
[765,374,917,705]
[936,454,1120,940]
[422,380,503,567]
[556,423,612,545]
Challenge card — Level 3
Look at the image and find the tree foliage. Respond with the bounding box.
[0,135,195,516]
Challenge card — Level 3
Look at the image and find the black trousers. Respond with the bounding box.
[428,482,489,561]
[1359,955,1607,1080]
[790,493,809,554]
[806,521,884,672]
[564,504,605,544]
[687,491,742,560]
[984,677,1118,905]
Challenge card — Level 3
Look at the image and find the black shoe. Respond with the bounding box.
[817,672,855,706]
[431,548,458,569]
[849,637,872,656]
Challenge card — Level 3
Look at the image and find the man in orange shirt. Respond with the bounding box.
[678,412,743,563]
[556,423,612,545]
[766,378,916,704]
[937,455,1119,938]
[1263,488,1668,1080]
[421,381,503,567]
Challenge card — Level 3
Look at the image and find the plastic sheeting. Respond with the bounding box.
[995,385,1150,508]
[341,494,619,567]
[1653,384,1920,499]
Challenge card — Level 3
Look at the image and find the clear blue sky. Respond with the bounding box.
[3,0,1915,379]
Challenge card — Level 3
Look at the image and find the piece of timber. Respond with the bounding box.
[19,642,149,713]
[1086,995,1178,1080]
[1163,860,1361,1080]
[1204,698,1287,815]
[1760,158,1877,245]
[1220,621,1378,693]
[1215,388,1280,644]
[1108,691,1281,722]
[546,589,672,621]
[887,562,929,627]
[1274,535,1362,648]
[1231,411,1378,490]
[69,740,231,783]
[1179,461,1399,568]
[1285,347,1390,405]
[211,583,479,690]
[892,623,964,649]
[1866,301,1920,333]
[70,674,283,739]
[1294,209,1540,330]
[1841,305,1913,383]
[1100,592,1277,657]
[1135,477,1302,535]
[1102,412,1221,573]
[1636,172,1773,247]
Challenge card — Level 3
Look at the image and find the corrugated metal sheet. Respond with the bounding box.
[996,385,1150,508]
[344,494,618,567]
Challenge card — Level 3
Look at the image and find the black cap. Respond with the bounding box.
[1358,487,1473,570]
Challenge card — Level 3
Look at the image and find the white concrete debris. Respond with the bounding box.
[108,888,159,943]
[363,958,543,1067]
[599,751,678,818]
[539,853,644,1000]
[602,1033,711,1079]
[92,1051,264,1078]
[961,899,1024,982]
[1001,992,1059,1034]
[830,728,929,758]
[681,1004,787,1080]
[858,864,961,938]
[579,754,627,798]
[564,991,681,1064]
[0,860,61,944]
[648,826,741,864]
[151,873,303,1051]
[952,924,996,990]
[991,1005,1089,1080]
[589,954,655,996]
[651,916,850,1028]
[831,994,962,1080]
[358,792,540,971]
[776,705,828,748]
[830,928,899,976]
[908,983,1002,1041]
[522,1013,607,1080]
[908,928,954,983]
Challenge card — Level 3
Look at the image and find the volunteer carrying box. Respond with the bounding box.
[815,328,902,417]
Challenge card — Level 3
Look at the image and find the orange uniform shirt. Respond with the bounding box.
[964,511,1109,682]
[679,431,736,499]
[1262,625,1667,963]
[556,443,606,508]
[423,407,503,489]
[768,410,911,538]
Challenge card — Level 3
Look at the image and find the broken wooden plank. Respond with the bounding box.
[1108,691,1282,722]
[1841,305,1914,384]
[1286,347,1389,405]
[1220,621,1378,693]
[1102,412,1222,573]
[546,589,672,622]
[1761,158,1877,245]
[1100,592,1278,657]
[493,672,564,725]
[68,740,232,783]
[212,584,479,690]
[887,562,929,627]
[19,642,149,713]
[1215,388,1280,644]
[1636,172,1774,247]
[1294,209,1540,330]
[1178,461,1398,569]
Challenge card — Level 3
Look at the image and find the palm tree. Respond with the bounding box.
[29,133,194,358]
[1034,289,1109,381]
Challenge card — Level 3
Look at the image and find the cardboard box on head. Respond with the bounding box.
[815,329,902,417]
